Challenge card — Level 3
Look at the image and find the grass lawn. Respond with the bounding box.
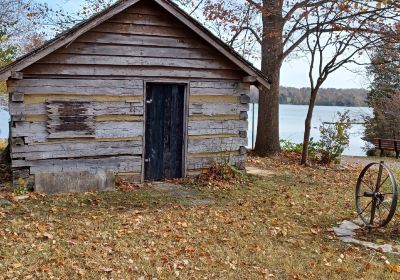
[1,154,400,279]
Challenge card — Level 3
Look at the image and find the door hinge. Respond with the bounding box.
[144,158,151,163]
[146,99,153,104]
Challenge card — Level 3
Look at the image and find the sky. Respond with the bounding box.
[36,0,370,89]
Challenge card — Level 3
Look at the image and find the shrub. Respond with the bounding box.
[197,162,248,189]
[318,111,352,164]
[280,138,320,159]
[280,111,351,165]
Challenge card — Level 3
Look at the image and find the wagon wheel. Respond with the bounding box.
[355,161,398,228]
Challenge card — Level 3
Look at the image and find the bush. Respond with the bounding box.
[318,111,352,164]
[280,111,352,165]
[280,138,320,159]
[197,162,248,189]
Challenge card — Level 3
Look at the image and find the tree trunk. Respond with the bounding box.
[254,3,283,156]
[301,88,319,165]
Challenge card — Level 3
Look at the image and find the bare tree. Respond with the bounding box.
[184,0,400,156]
[299,2,397,164]
[1,0,46,96]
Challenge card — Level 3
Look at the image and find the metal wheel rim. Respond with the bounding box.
[355,162,398,228]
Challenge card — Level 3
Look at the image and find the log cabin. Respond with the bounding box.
[0,0,270,194]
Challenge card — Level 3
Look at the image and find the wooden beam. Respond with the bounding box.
[240,94,251,104]
[242,76,257,83]
[12,115,26,122]
[12,137,25,146]
[11,92,24,102]
[10,72,23,80]
[239,146,247,155]
[239,111,248,120]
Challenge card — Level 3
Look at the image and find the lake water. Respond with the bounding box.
[0,105,372,156]
[248,104,372,156]
[0,108,9,139]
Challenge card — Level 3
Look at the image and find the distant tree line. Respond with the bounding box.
[249,87,368,107]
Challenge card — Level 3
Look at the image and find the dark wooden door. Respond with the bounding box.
[145,83,185,181]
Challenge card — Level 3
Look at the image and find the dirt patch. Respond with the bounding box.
[342,156,400,170]
[246,166,276,177]
[150,182,215,207]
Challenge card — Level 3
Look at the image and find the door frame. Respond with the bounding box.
[141,80,189,182]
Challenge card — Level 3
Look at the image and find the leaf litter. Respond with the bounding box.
[0,153,399,279]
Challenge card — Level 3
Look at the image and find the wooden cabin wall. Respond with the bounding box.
[7,1,250,185]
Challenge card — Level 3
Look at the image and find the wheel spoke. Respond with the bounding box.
[361,179,374,191]
[379,175,390,190]
[375,164,384,191]
[377,204,383,224]
[359,200,373,216]
[381,201,392,213]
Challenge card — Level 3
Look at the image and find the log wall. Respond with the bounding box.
[8,1,250,188]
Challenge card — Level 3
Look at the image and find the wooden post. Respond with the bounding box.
[10,72,23,80]
[11,92,24,102]
[240,94,251,104]
[242,76,257,84]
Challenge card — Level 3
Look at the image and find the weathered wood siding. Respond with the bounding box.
[8,1,249,184]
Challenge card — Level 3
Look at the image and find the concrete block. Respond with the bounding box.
[35,170,115,194]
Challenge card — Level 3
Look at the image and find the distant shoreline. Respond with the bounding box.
[247,103,371,108]
[249,87,368,107]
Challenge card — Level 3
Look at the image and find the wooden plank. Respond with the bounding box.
[8,78,144,96]
[125,2,165,15]
[92,22,190,37]
[12,121,144,143]
[56,43,218,59]
[8,88,144,96]
[12,140,142,160]
[189,95,239,103]
[40,54,236,70]
[187,154,246,170]
[0,0,143,80]
[24,64,244,80]
[76,32,208,49]
[109,12,177,27]
[9,78,143,88]
[242,76,257,83]
[24,95,143,104]
[188,120,247,135]
[13,156,142,174]
[190,87,250,96]
[188,137,247,153]
[11,72,23,79]
[190,81,250,90]
[12,137,25,146]
[240,94,251,104]
[10,101,144,116]
[189,114,240,121]
[239,111,248,121]
[12,115,26,122]
[11,92,24,102]
[189,103,249,116]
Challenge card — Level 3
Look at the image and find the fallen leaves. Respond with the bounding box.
[387,264,400,273]
[0,154,398,279]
